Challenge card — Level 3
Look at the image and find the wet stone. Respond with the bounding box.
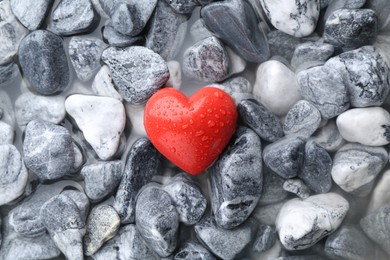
[291,42,334,72]
[163,173,207,225]
[238,99,284,142]
[210,127,263,229]
[18,30,70,95]
[174,241,216,260]
[92,65,123,100]
[252,224,277,253]
[258,167,289,205]
[50,0,99,36]
[102,23,144,47]
[23,120,76,181]
[61,190,90,222]
[183,36,229,82]
[102,46,169,105]
[114,137,161,224]
[164,0,199,14]
[81,161,123,202]
[283,179,311,199]
[10,0,54,30]
[201,0,270,63]
[0,121,14,144]
[0,63,19,88]
[84,204,120,256]
[312,119,345,152]
[135,184,179,257]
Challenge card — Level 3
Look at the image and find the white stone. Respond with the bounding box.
[0,121,14,144]
[336,107,390,146]
[65,94,126,160]
[125,103,145,136]
[226,46,246,76]
[276,193,349,250]
[92,65,123,100]
[367,170,390,214]
[253,60,301,116]
[259,0,320,37]
[165,61,182,89]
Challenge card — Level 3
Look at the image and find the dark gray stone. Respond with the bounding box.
[300,140,332,194]
[10,0,54,30]
[102,23,144,47]
[102,46,169,105]
[146,0,188,60]
[291,42,334,72]
[81,161,123,202]
[201,0,270,63]
[23,120,75,181]
[183,36,229,82]
[283,179,311,199]
[252,224,277,253]
[238,99,284,142]
[164,0,199,14]
[258,167,289,205]
[0,63,19,88]
[135,184,179,257]
[190,18,214,42]
[174,241,216,260]
[18,30,70,95]
[324,9,377,51]
[267,30,306,62]
[114,137,161,224]
[50,0,99,36]
[163,173,207,225]
[297,65,349,119]
[210,127,263,229]
[263,136,305,179]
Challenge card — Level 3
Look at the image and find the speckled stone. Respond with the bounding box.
[102,23,144,47]
[253,224,277,253]
[10,0,54,30]
[174,241,216,260]
[0,121,14,144]
[267,30,307,61]
[312,119,345,152]
[0,63,19,88]
[283,179,311,199]
[291,42,334,72]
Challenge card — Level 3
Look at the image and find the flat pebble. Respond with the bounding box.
[367,170,390,213]
[61,190,90,222]
[91,65,122,100]
[102,46,169,105]
[252,224,277,253]
[258,167,289,205]
[102,23,144,47]
[0,121,14,144]
[291,42,334,72]
[312,119,345,152]
[331,143,388,197]
[0,63,19,88]
[276,193,349,250]
[209,127,263,229]
[283,179,311,199]
[174,241,216,260]
[10,0,54,30]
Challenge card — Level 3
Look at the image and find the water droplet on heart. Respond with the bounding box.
[156,124,160,129]
[173,123,177,128]
[214,114,220,119]
[200,114,205,118]
[190,119,194,124]
[157,112,161,116]
[195,130,204,137]
[170,147,176,153]
[208,120,216,127]
[202,136,209,142]
[178,118,183,123]
[182,124,189,129]
[214,129,220,134]
[189,106,194,111]
[220,109,226,115]
[214,91,223,98]
[220,122,225,127]
[207,109,213,114]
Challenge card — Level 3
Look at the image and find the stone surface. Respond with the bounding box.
[283,179,311,199]
[215,77,253,105]
[226,46,247,76]
[92,65,122,100]
[0,90,15,127]
[267,30,307,61]
[210,127,263,229]
[331,143,388,197]
[114,137,161,224]
[367,0,390,31]
[276,193,349,250]
[201,0,270,63]
[10,0,54,30]
[164,0,199,13]
[253,201,287,226]
[174,241,216,260]
[102,23,144,47]
[312,119,345,152]
[0,121,14,144]
[102,46,169,104]
[61,190,90,222]
[258,167,289,205]
[291,41,334,72]
[18,30,70,95]
[0,63,19,88]
[253,224,277,253]
[368,170,390,213]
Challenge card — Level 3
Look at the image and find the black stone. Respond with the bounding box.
[252,224,277,253]
[174,241,216,260]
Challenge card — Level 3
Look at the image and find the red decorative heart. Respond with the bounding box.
[144,87,238,175]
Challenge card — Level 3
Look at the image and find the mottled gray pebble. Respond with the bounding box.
[253,224,277,253]
[283,179,311,199]
[258,167,289,205]
[61,190,90,222]
[174,241,216,260]
[291,42,334,72]
[10,0,54,30]
[0,63,19,88]
[0,121,14,144]
[312,119,345,152]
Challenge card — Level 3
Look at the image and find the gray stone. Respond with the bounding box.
[183,36,229,82]
[367,0,390,31]
[18,30,70,95]
[263,136,305,179]
[146,0,188,60]
[135,184,179,257]
[210,127,263,229]
[312,119,345,152]
[114,137,161,223]
[238,99,284,142]
[0,63,19,88]
[0,121,14,144]
[10,0,54,30]
[253,224,277,253]
[50,0,99,36]
[267,30,306,62]
[23,120,76,181]
[174,241,216,260]
[102,46,169,105]
[61,190,90,222]
[81,161,123,201]
[163,173,206,225]
[102,23,144,47]
[190,18,214,42]
[258,167,289,205]
[201,0,270,63]
[164,0,199,14]
[291,42,334,72]
[283,179,311,199]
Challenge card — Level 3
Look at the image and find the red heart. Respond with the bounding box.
[144,87,238,175]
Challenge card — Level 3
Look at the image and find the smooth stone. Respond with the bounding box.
[164,0,199,14]
[174,241,216,260]
[194,217,255,260]
[253,201,286,226]
[0,144,28,205]
[331,143,388,197]
[291,41,334,72]
[114,137,161,224]
[65,94,126,160]
[163,173,206,225]
[190,18,214,42]
[10,0,54,30]
[84,205,120,256]
[360,205,390,255]
[325,224,375,260]
[216,77,253,105]
[61,190,90,222]
[253,60,301,116]
[183,36,229,82]
[18,30,70,95]
[135,185,179,257]
[210,127,263,229]
[92,224,158,260]
[367,0,390,31]
[92,65,122,100]
[267,30,307,61]
[102,46,169,105]
[325,46,389,108]
[312,119,345,152]
[146,0,188,60]
[15,91,66,130]
[283,179,311,199]
[23,120,76,181]
[102,23,144,47]
[258,167,289,205]
[238,99,284,142]
[166,61,182,89]
[201,0,270,63]
[111,0,158,36]
[367,170,390,213]
[253,224,277,253]
[0,0,28,65]
[50,0,99,36]
[283,100,321,139]
[297,65,349,119]
[263,136,305,179]
[0,63,19,88]
[336,107,390,146]
[276,193,349,250]
[0,121,14,144]
[300,140,332,193]
[324,9,377,51]
[40,194,86,260]
[69,36,107,82]
[81,161,123,201]
[0,90,16,127]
